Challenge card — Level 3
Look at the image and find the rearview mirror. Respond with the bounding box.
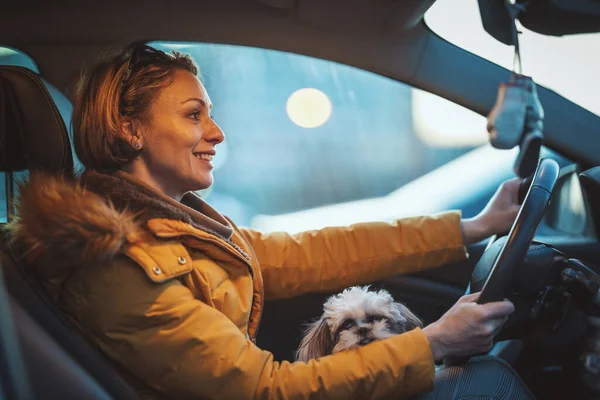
[478,0,600,46]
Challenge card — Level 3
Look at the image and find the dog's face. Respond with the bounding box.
[296,286,422,362]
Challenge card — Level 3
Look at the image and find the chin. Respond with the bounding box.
[195,179,213,191]
[296,286,423,362]
[183,174,213,193]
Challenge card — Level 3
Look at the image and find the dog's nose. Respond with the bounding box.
[357,327,370,336]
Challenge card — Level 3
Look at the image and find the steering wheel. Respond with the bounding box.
[468,158,559,302]
[444,158,559,366]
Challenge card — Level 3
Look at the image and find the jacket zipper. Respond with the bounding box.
[247,243,263,342]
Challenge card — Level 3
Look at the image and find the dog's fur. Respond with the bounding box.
[296,286,422,362]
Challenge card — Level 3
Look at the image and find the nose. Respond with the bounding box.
[357,327,373,346]
[205,120,225,145]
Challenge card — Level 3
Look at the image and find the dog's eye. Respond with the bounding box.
[366,315,385,323]
[341,319,356,330]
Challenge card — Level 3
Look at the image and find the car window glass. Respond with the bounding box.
[151,42,516,232]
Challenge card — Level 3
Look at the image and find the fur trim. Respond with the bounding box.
[80,170,235,244]
[8,172,141,269]
[7,170,247,295]
[80,171,195,226]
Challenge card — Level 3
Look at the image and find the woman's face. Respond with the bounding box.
[136,69,224,199]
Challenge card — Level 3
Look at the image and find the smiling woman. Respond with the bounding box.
[125,69,224,199]
[72,46,198,172]
[5,41,531,400]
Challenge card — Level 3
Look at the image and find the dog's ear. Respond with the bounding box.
[296,317,333,362]
[393,302,423,331]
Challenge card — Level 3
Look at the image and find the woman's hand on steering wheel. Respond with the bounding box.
[423,292,515,362]
[461,178,523,245]
[441,158,559,367]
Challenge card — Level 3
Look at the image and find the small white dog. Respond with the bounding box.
[296,286,422,362]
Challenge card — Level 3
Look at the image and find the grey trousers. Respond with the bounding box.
[414,356,535,400]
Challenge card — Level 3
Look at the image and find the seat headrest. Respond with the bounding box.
[0,66,73,173]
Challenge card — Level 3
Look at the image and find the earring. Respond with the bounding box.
[134,142,141,149]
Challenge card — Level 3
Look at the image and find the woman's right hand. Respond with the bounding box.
[422,292,515,362]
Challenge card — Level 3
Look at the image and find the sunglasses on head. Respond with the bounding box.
[120,44,168,93]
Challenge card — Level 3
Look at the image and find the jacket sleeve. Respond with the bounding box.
[81,257,435,400]
[239,211,468,300]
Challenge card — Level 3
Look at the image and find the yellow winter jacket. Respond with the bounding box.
[9,170,468,399]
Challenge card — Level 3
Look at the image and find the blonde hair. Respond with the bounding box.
[72,46,198,171]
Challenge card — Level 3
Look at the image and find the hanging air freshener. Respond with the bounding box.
[486,0,544,178]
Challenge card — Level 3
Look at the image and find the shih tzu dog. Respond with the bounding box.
[296,286,422,362]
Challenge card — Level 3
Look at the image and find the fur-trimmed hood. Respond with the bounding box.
[7,170,235,299]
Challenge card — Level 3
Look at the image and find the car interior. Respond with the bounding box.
[1,0,600,399]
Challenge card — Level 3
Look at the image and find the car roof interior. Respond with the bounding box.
[1,0,599,166]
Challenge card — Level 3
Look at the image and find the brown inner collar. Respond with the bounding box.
[80,169,234,241]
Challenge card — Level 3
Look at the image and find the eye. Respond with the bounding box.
[188,110,201,121]
[341,319,355,331]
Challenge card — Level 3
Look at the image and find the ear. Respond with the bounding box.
[119,118,143,149]
[296,317,333,362]
[393,302,423,331]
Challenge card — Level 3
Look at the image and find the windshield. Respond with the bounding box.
[425,0,600,117]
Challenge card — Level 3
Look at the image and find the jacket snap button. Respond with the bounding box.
[153,266,162,275]
[177,256,187,265]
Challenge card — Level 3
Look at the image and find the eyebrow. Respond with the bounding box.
[182,97,213,109]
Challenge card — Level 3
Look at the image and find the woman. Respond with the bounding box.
[10,44,524,399]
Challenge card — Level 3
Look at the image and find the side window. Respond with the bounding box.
[0,47,39,72]
[0,47,40,223]
[151,42,514,233]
